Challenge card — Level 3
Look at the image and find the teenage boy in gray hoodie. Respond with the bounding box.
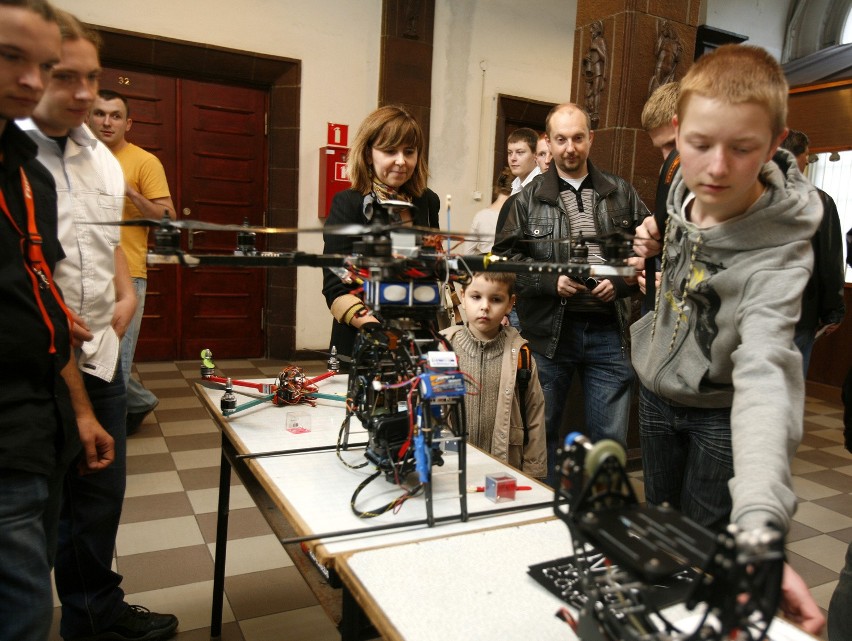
[631,44,824,634]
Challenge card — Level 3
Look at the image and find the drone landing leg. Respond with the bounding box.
[576,608,609,641]
[424,480,434,527]
[340,414,353,450]
[457,407,468,522]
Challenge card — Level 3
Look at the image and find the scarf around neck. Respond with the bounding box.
[371,178,413,224]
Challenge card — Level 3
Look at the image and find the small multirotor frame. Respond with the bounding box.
[199,349,343,417]
[552,433,784,641]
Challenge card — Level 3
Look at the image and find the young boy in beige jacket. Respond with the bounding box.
[440,273,547,479]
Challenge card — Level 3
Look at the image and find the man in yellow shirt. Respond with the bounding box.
[89,89,174,433]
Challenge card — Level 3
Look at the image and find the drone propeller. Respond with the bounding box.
[518,230,634,245]
[89,216,331,235]
[319,198,421,236]
[322,221,486,242]
[324,198,486,241]
[88,212,486,242]
[512,230,635,264]
[305,349,353,365]
[374,198,413,212]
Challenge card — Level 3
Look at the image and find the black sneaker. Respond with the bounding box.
[126,401,159,436]
[70,605,178,641]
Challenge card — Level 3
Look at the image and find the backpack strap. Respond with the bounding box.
[646,149,680,310]
[517,344,532,447]
[0,167,73,355]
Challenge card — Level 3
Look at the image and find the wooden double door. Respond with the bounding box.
[101,68,268,360]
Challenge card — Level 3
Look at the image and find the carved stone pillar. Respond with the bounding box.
[571,1,703,205]
[380,0,435,154]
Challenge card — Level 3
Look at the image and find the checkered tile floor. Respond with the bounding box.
[48,359,846,640]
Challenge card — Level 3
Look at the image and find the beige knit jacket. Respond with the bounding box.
[440,325,547,479]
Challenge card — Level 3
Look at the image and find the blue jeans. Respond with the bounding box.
[829,540,852,641]
[55,369,129,638]
[120,278,158,414]
[793,326,814,380]
[0,470,52,641]
[507,308,520,329]
[534,319,634,487]
[638,386,733,531]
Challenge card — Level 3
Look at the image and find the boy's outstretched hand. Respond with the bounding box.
[780,562,825,635]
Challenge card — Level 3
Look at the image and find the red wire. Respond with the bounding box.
[396,378,421,460]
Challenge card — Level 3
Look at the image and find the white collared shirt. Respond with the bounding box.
[17,120,125,382]
[510,165,541,195]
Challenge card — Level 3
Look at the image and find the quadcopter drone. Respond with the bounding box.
[551,433,785,641]
[198,348,344,417]
[128,208,636,282]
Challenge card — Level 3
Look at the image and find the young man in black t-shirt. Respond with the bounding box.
[0,3,113,639]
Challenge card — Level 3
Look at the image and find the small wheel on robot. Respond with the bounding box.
[583,439,626,475]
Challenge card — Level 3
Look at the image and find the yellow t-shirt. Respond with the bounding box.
[116,143,171,278]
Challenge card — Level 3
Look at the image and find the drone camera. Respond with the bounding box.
[363,280,442,309]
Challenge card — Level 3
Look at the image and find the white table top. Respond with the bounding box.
[196,376,359,452]
[195,376,555,565]
[336,519,819,641]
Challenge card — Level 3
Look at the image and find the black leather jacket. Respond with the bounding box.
[797,188,846,331]
[492,161,649,357]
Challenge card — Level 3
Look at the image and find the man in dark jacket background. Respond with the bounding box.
[493,102,649,486]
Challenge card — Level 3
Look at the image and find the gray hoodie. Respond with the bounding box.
[630,149,822,532]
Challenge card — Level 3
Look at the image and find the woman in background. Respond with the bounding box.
[322,105,440,357]
[466,167,513,254]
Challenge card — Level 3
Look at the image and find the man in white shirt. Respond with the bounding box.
[19,10,178,641]
[507,127,541,194]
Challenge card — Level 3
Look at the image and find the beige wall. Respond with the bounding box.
[429,0,576,236]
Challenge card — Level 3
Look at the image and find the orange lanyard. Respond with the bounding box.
[0,167,72,354]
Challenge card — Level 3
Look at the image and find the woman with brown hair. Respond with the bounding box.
[322,105,440,356]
